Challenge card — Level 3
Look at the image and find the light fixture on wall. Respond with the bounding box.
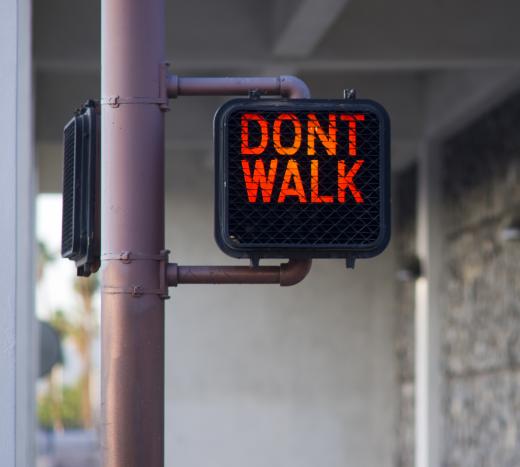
[396,254,422,282]
[500,216,520,242]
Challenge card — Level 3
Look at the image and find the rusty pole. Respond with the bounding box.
[100,0,166,465]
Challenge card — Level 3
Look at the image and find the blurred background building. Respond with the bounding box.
[2,0,520,466]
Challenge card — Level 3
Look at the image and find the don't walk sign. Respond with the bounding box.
[214,98,390,264]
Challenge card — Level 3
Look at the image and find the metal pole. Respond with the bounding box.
[101,0,165,465]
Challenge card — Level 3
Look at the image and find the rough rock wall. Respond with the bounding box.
[441,93,520,467]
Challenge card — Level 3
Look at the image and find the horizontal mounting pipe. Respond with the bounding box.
[167,259,312,287]
[167,75,311,99]
[165,73,311,287]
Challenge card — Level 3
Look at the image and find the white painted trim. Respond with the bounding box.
[415,143,442,467]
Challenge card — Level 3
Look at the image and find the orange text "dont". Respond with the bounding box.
[241,112,365,156]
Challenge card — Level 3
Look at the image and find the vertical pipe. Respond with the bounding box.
[101,0,165,466]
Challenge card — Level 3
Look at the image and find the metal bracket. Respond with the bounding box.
[159,73,313,287]
[102,249,170,299]
[101,63,171,112]
[158,62,170,111]
[248,89,263,100]
[343,88,357,100]
[100,95,169,108]
[102,251,167,263]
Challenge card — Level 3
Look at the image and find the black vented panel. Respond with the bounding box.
[214,99,390,260]
[61,119,78,258]
[61,101,100,276]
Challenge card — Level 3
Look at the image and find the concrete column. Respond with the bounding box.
[0,0,35,465]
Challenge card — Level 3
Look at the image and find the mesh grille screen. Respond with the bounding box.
[223,107,385,250]
[61,120,77,256]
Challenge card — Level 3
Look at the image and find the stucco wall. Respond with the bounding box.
[163,150,398,467]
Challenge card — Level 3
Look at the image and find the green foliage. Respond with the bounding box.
[48,309,70,339]
[37,391,53,430]
[37,382,84,430]
[37,239,100,431]
[74,274,99,297]
[37,240,56,282]
[38,240,55,265]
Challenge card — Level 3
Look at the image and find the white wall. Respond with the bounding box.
[0,0,35,465]
[164,153,397,467]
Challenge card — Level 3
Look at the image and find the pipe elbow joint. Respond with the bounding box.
[279,76,311,99]
[279,259,312,286]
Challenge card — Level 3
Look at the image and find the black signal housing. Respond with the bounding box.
[214,98,391,264]
[61,100,100,276]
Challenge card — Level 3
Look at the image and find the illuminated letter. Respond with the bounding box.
[278,159,307,203]
[241,113,268,155]
[338,160,364,203]
[311,160,333,203]
[308,113,337,156]
[273,113,302,156]
[241,159,278,203]
[340,114,365,156]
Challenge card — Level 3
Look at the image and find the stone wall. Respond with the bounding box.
[394,165,417,467]
[441,93,520,467]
